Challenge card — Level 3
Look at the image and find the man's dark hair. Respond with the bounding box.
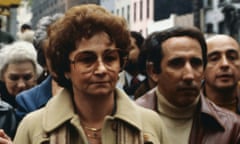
[130,31,144,49]
[138,32,159,74]
[145,26,207,73]
[21,24,32,31]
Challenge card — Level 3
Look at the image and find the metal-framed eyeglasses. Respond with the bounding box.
[69,48,121,72]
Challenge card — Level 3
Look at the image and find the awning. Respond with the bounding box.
[0,0,21,16]
[0,0,21,8]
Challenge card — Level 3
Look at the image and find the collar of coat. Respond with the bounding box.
[42,88,143,132]
[199,90,225,130]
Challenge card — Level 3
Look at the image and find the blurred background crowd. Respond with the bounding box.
[0,0,239,143]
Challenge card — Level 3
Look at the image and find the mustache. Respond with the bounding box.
[176,82,199,91]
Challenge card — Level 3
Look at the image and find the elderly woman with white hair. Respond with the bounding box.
[15,13,63,123]
[0,41,42,108]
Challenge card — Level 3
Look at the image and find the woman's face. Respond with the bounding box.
[66,32,121,99]
[2,61,37,96]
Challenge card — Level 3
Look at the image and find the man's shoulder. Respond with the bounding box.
[135,88,156,110]
[211,100,240,123]
[133,96,169,144]
[115,88,160,124]
[201,96,240,130]
[134,101,159,118]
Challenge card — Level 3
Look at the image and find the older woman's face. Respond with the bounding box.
[3,61,37,96]
[66,32,121,98]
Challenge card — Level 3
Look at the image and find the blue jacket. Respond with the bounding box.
[15,76,52,122]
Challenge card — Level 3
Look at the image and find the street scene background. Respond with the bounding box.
[0,0,240,41]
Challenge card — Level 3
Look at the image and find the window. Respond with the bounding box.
[206,23,213,33]
[147,0,150,18]
[219,0,225,3]
[122,7,125,17]
[127,5,130,23]
[205,0,212,8]
[116,9,119,15]
[134,2,137,22]
[218,21,224,34]
[140,0,143,21]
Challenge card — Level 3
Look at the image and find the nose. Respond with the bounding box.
[16,79,27,89]
[94,57,107,74]
[220,55,230,70]
[182,62,194,83]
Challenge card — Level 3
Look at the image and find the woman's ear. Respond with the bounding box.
[146,62,158,83]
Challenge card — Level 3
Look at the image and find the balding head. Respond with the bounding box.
[204,34,240,95]
[207,35,239,52]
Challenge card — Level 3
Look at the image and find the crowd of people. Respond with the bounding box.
[0,3,240,144]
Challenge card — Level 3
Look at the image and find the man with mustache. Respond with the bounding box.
[136,26,240,144]
[203,34,240,113]
[117,31,145,99]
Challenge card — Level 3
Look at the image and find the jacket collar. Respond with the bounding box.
[153,88,225,130]
[42,88,143,132]
[236,90,240,114]
[112,88,143,131]
[199,90,225,130]
[237,98,240,114]
[36,76,52,108]
[42,89,74,132]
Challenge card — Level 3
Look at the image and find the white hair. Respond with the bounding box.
[0,41,43,80]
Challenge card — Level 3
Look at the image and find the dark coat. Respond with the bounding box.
[0,100,17,138]
[0,81,17,108]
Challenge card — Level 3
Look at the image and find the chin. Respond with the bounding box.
[177,95,199,107]
[178,89,199,97]
[177,100,196,107]
[91,90,113,97]
[216,83,236,89]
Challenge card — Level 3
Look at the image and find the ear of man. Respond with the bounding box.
[147,61,159,83]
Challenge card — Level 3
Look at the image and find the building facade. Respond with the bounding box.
[130,0,154,37]
[31,0,99,28]
[29,0,195,37]
[114,0,131,26]
[204,0,240,41]
[31,0,66,28]
[130,0,193,37]
[100,0,115,13]
[65,0,99,10]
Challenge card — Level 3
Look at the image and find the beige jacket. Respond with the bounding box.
[13,88,169,144]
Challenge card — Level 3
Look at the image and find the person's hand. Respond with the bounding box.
[0,129,12,144]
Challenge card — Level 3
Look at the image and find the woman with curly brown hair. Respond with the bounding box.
[13,4,168,144]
